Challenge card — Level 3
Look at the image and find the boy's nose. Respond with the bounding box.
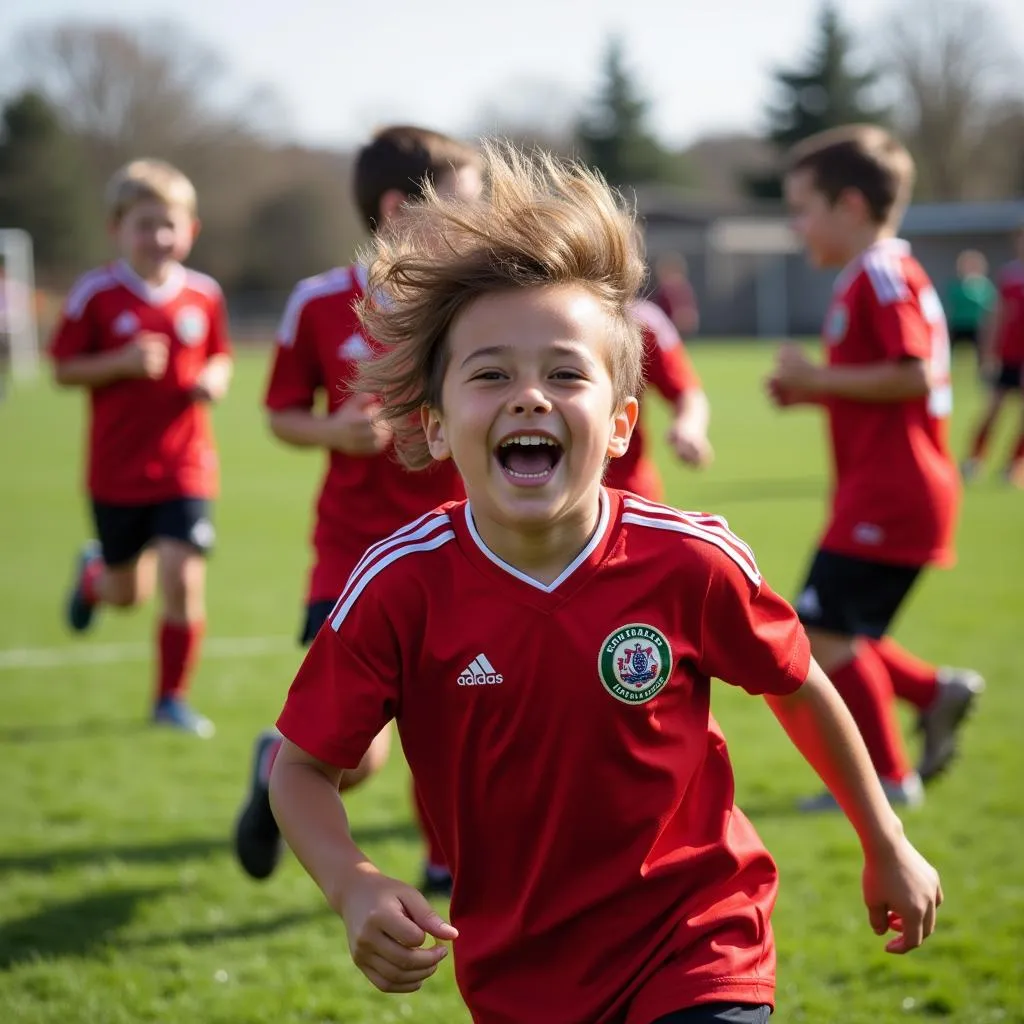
[509,385,552,415]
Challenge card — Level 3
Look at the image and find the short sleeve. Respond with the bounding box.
[206,290,233,358]
[697,546,810,696]
[870,298,932,363]
[633,300,701,401]
[276,587,400,769]
[49,290,97,362]
[263,287,322,411]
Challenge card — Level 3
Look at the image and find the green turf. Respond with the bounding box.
[1,343,1021,1023]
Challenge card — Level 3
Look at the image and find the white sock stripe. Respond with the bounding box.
[621,512,761,585]
[330,530,455,632]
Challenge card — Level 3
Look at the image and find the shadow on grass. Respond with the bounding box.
[695,476,824,504]
[0,886,168,968]
[0,718,149,746]
[0,836,225,874]
[123,907,333,950]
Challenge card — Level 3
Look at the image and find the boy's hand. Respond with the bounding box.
[666,420,713,467]
[121,333,170,380]
[338,871,458,993]
[772,342,821,392]
[765,375,818,408]
[325,393,392,455]
[863,837,943,954]
[191,360,231,403]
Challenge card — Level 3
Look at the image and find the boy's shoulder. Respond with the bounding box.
[64,263,121,319]
[997,260,1024,289]
[278,265,364,345]
[851,241,932,309]
[181,266,225,302]
[617,493,761,588]
[329,502,464,631]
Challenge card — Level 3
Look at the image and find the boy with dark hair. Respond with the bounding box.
[232,125,482,890]
[769,125,982,807]
[52,158,233,737]
[269,142,941,1022]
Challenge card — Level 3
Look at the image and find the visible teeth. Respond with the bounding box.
[499,435,558,447]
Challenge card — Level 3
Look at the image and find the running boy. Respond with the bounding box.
[769,125,982,806]
[269,144,941,1023]
[53,158,232,737]
[232,126,482,887]
[604,296,712,500]
[962,225,1024,485]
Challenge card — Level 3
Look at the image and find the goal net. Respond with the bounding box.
[0,229,40,389]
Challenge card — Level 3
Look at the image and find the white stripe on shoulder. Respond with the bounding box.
[631,299,681,351]
[863,250,910,305]
[622,497,761,585]
[184,268,224,299]
[330,524,455,632]
[277,267,354,346]
[64,267,119,320]
[346,509,453,587]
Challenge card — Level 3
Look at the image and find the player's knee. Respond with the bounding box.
[158,545,205,620]
[103,569,149,608]
[805,627,857,673]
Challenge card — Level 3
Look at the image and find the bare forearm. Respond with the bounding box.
[674,388,710,434]
[268,409,334,449]
[53,351,130,388]
[269,749,376,904]
[808,361,928,402]
[766,662,905,856]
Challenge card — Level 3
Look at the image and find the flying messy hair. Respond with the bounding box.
[356,141,647,470]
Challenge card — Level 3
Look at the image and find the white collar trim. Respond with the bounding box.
[463,489,610,593]
[114,259,186,306]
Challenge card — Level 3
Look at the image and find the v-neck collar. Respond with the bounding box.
[460,488,619,601]
[833,238,910,295]
[114,259,187,306]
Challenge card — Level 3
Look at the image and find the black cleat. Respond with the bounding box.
[234,728,285,880]
[66,540,102,633]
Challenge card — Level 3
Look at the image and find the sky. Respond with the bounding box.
[2,0,1023,151]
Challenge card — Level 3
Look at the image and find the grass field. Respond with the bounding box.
[1,343,1022,1024]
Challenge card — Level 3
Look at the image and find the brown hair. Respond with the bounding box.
[105,158,197,222]
[353,125,482,232]
[786,124,915,226]
[356,141,646,470]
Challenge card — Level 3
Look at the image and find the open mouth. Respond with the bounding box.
[495,433,564,484]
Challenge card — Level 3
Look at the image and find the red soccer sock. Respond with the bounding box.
[413,782,449,874]
[1011,432,1024,464]
[828,644,912,783]
[157,619,206,701]
[82,558,105,605]
[869,637,938,711]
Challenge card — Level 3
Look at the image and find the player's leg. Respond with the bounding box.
[963,376,1008,479]
[66,502,157,631]
[794,550,920,811]
[650,1003,771,1023]
[234,597,335,880]
[150,498,215,737]
[1002,368,1024,486]
[413,782,453,897]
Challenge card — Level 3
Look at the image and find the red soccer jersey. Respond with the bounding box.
[604,300,702,500]
[278,489,810,1023]
[49,260,231,504]
[263,265,462,603]
[818,239,959,567]
[994,260,1024,364]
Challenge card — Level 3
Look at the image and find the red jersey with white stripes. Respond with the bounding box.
[50,260,231,503]
[605,300,701,499]
[819,239,959,567]
[263,265,463,603]
[994,260,1024,364]
[278,489,810,1023]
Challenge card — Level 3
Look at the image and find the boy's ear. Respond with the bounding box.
[837,186,870,221]
[190,217,202,243]
[378,189,410,226]
[421,405,452,462]
[606,396,639,460]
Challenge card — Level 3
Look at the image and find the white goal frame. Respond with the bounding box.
[0,229,40,383]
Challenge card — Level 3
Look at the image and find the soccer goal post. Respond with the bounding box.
[0,229,40,384]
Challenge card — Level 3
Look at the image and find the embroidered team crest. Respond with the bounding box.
[825,304,848,344]
[112,311,140,337]
[598,623,672,704]
[175,305,208,346]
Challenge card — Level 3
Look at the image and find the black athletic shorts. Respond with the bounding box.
[949,326,979,347]
[299,598,336,646]
[652,1004,771,1023]
[993,361,1023,391]
[794,548,921,639]
[91,497,215,567]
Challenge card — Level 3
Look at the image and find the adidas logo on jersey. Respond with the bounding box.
[458,653,503,686]
[338,332,373,361]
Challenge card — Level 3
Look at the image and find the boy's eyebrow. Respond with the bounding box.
[460,341,594,369]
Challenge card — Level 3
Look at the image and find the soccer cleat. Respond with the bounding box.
[152,697,216,738]
[960,457,981,483]
[234,729,285,880]
[66,540,103,632]
[916,668,985,783]
[420,864,454,899]
[799,772,924,813]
